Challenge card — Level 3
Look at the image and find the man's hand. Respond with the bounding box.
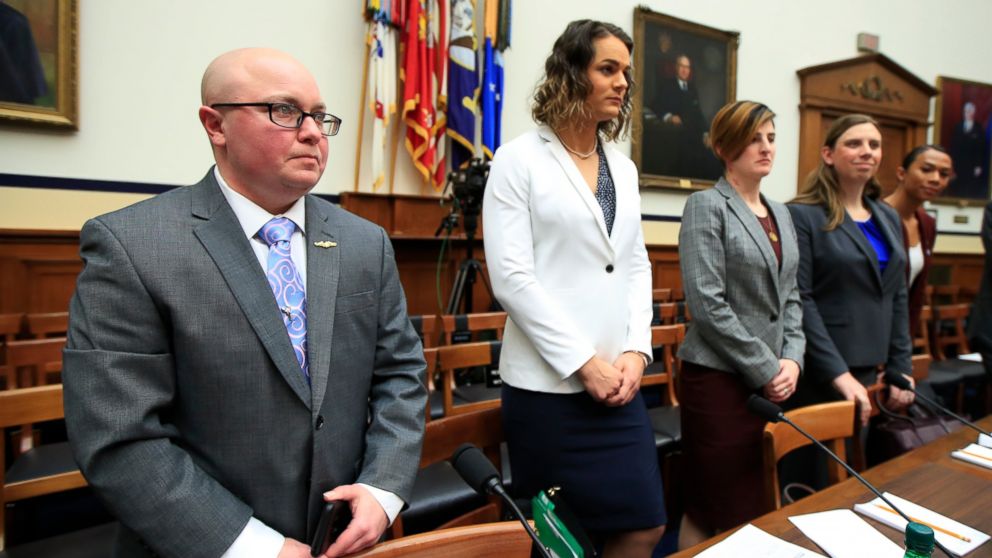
[831,372,871,426]
[319,485,388,557]
[576,356,625,404]
[607,352,646,406]
[763,359,800,403]
[276,538,312,558]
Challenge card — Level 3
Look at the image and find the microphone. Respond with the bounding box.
[747,395,953,557]
[450,444,553,558]
[883,371,992,439]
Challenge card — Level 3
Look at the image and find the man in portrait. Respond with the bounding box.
[949,101,990,199]
[63,48,427,558]
[649,54,714,180]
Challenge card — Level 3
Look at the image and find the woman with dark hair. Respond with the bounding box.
[677,101,804,547]
[788,114,916,425]
[884,145,953,338]
[483,19,665,556]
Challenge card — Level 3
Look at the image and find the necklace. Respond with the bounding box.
[757,213,779,242]
[556,132,598,159]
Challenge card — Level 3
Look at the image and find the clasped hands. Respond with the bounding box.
[577,352,645,406]
[278,484,388,558]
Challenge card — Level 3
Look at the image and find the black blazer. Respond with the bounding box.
[788,197,912,396]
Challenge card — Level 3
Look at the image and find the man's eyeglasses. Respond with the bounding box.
[210,102,342,136]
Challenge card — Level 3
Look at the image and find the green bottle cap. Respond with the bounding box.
[906,522,935,552]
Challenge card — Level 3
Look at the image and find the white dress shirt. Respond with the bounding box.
[213,168,403,556]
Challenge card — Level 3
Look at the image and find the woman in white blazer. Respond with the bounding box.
[677,101,804,548]
[483,20,664,557]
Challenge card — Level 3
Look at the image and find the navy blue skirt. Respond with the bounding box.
[502,385,667,533]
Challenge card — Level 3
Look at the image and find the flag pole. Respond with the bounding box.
[353,30,373,193]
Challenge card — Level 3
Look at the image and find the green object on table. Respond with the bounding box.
[531,488,596,558]
[904,522,935,557]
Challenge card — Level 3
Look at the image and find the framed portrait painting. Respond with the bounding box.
[0,0,78,129]
[631,7,738,189]
[934,76,992,204]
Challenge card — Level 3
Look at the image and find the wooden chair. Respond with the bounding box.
[762,400,855,511]
[439,312,507,345]
[1,384,88,551]
[913,306,932,356]
[651,288,672,303]
[360,522,531,558]
[391,406,505,538]
[911,354,931,383]
[931,285,960,306]
[435,341,502,417]
[423,347,440,422]
[6,337,66,388]
[643,324,684,407]
[25,312,70,339]
[0,313,25,390]
[409,315,441,349]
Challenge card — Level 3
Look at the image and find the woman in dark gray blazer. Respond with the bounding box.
[788,114,915,426]
[677,101,805,547]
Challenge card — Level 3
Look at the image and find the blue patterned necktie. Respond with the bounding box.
[259,217,309,383]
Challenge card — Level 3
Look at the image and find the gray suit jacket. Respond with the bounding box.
[63,170,427,558]
[788,197,911,396]
[677,179,805,388]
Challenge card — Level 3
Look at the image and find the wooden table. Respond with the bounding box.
[671,416,992,557]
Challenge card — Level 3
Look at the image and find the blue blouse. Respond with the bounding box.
[856,216,891,274]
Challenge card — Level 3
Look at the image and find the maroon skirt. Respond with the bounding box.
[680,360,769,531]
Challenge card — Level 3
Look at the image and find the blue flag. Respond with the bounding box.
[447,0,478,169]
[481,36,503,160]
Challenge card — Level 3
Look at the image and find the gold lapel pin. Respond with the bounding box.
[313,240,337,248]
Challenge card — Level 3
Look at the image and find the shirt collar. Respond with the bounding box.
[214,167,307,239]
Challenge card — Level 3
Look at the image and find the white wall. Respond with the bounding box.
[1,0,990,231]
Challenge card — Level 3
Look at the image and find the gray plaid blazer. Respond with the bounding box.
[677,178,805,388]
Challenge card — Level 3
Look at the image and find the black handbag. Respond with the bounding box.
[866,391,963,466]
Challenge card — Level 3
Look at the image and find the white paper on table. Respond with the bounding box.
[693,523,826,558]
[979,433,992,449]
[853,492,990,556]
[789,509,903,558]
[957,352,983,362]
[952,443,992,470]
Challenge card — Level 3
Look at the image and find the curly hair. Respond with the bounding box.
[792,114,883,231]
[531,19,634,142]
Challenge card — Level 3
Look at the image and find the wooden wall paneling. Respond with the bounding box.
[0,230,81,314]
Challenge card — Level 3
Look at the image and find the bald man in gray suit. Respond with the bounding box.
[63,48,427,558]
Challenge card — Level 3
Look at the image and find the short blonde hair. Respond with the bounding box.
[708,101,775,164]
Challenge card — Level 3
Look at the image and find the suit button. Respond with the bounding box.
[315,415,325,430]
[770,314,778,322]
[606,264,614,273]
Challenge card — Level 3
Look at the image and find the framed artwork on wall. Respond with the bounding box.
[934,75,992,205]
[0,0,78,129]
[631,7,738,190]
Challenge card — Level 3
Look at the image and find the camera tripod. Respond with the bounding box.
[445,213,497,315]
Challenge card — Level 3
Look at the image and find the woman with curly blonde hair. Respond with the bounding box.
[483,19,665,557]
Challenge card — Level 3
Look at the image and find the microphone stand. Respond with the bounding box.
[488,483,553,558]
[778,412,954,557]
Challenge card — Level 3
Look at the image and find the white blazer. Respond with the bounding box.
[482,125,653,394]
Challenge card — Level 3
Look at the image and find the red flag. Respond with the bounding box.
[401,0,447,190]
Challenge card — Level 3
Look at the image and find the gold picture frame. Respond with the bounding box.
[631,7,738,190]
[0,0,79,130]
[932,75,992,206]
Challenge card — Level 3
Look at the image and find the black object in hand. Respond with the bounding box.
[310,500,352,557]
